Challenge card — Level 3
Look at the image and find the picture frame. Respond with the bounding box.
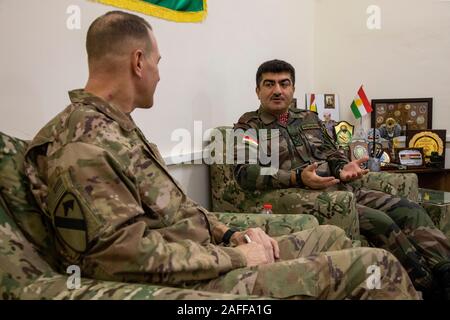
[371,98,433,141]
[395,148,425,168]
[324,94,335,109]
[305,93,340,121]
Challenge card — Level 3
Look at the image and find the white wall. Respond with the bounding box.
[3,0,449,208]
[0,0,315,208]
[314,0,450,167]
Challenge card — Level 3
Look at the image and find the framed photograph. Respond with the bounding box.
[324,94,335,109]
[371,98,433,141]
[395,148,425,168]
[406,130,446,166]
[305,93,340,121]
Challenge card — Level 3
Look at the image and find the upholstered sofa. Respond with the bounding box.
[208,126,420,241]
[0,131,319,300]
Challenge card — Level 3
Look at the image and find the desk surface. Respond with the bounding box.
[381,167,450,174]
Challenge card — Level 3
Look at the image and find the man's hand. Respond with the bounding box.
[300,162,340,190]
[236,242,271,267]
[231,228,279,263]
[339,156,370,182]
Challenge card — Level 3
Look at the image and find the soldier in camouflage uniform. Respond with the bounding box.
[22,11,420,300]
[233,59,450,299]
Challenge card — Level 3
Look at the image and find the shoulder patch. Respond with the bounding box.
[47,169,100,255]
[242,135,259,147]
[53,192,88,253]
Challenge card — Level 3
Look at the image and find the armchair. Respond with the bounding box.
[209,126,419,241]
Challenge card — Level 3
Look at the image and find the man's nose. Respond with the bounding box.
[273,83,282,94]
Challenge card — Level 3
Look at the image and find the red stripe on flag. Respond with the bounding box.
[310,94,315,105]
[358,86,372,112]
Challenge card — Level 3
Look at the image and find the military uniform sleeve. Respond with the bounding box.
[316,118,349,178]
[205,210,236,244]
[232,121,294,191]
[46,142,246,285]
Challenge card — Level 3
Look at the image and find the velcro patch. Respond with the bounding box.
[301,124,321,130]
[53,192,87,253]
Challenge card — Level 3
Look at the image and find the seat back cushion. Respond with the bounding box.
[0,131,54,260]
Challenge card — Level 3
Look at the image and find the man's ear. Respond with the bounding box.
[255,86,261,99]
[132,49,145,78]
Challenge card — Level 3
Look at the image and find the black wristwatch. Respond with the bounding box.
[222,229,238,246]
[295,167,305,187]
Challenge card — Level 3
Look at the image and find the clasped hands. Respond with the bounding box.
[231,228,280,267]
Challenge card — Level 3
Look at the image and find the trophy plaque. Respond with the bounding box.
[406,130,446,165]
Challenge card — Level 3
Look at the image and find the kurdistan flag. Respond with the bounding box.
[94,0,207,22]
[309,94,318,113]
[350,85,372,119]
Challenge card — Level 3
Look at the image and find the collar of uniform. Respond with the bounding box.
[258,106,278,125]
[289,107,303,119]
[258,106,302,125]
[69,89,136,132]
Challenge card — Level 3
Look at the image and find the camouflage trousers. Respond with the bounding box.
[345,185,450,291]
[189,225,420,300]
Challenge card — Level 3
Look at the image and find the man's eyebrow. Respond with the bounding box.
[263,78,291,83]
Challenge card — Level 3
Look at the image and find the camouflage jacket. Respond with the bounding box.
[233,107,349,190]
[24,90,246,285]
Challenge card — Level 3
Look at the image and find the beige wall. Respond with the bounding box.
[314,0,450,137]
[0,0,315,208]
[2,0,449,208]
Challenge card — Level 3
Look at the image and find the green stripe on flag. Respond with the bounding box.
[142,0,204,12]
[351,100,362,119]
[94,0,207,22]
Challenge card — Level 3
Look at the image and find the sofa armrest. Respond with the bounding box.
[213,212,319,237]
[350,172,418,202]
[17,274,263,300]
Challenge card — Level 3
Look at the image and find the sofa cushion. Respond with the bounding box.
[0,131,53,258]
[0,193,55,299]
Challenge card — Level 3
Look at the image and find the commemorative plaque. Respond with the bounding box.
[406,130,446,165]
[350,141,369,161]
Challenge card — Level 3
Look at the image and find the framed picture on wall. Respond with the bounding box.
[370,98,433,141]
[324,94,335,109]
